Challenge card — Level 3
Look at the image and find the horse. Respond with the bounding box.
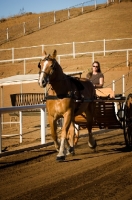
[38,49,97,161]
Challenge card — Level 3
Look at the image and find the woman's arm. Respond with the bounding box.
[94,77,104,88]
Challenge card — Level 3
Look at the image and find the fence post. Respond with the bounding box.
[82,3,84,14]
[112,80,115,92]
[122,75,125,97]
[104,39,106,56]
[12,48,14,63]
[41,108,46,144]
[127,50,129,67]
[39,16,41,30]
[92,52,95,63]
[6,28,9,41]
[23,22,26,35]
[19,111,22,143]
[73,42,75,58]
[107,0,109,5]
[42,45,44,54]
[54,11,56,24]
[24,59,26,75]
[95,0,97,9]
[57,55,60,64]
[68,9,70,19]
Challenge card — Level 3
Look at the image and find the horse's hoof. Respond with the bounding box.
[68,146,75,156]
[56,156,65,161]
[88,140,97,149]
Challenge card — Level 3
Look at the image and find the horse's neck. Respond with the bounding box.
[49,72,70,95]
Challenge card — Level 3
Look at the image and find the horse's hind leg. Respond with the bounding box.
[66,121,75,155]
[48,115,60,151]
[86,103,97,149]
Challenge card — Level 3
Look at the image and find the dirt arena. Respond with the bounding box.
[0,128,132,200]
[0,2,132,200]
[0,65,132,199]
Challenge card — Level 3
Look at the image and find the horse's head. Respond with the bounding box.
[38,49,57,88]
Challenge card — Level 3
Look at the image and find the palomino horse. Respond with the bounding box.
[38,49,97,161]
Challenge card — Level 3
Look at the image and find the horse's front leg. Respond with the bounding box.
[48,115,60,151]
[56,111,73,161]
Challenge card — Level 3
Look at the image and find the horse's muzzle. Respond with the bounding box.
[42,79,47,87]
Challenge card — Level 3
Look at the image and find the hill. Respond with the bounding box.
[0,2,132,48]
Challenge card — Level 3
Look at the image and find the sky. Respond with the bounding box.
[0,0,106,19]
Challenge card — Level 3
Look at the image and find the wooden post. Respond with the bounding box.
[39,16,41,29]
[24,59,26,75]
[127,50,129,67]
[41,108,46,144]
[73,42,75,59]
[104,39,106,56]
[68,9,70,19]
[19,111,22,143]
[12,48,14,63]
[6,28,9,41]
[122,75,125,97]
[23,22,26,35]
[54,11,56,24]
[82,3,84,14]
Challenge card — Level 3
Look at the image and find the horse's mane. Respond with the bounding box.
[67,75,84,91]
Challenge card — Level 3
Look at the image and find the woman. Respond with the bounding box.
[86,61,104,88]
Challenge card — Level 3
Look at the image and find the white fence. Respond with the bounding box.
[0,48,132,75]
[0,74,132,154]
[0,104,46,154]
[0,0,103,45]
[0,38,132,62]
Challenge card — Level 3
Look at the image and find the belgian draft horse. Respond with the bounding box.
[38,49,97,161]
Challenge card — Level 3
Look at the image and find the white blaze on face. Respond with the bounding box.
[39,60,48,87]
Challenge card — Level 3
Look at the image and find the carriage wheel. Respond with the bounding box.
[123,117,132,150]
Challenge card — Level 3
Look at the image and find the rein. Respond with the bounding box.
[46,94,73,100]
[38,55,56,78]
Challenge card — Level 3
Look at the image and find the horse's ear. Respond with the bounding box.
[42,50,47,60]
[52,49,57,59]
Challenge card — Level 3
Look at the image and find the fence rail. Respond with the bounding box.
[0,48,132,75]
[0,38,132,64]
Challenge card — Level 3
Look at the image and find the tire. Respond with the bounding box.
[123,117,132,150]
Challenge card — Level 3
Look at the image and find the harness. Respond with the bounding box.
[38,55,94,107]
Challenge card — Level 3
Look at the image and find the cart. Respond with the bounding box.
[74,93,132,150]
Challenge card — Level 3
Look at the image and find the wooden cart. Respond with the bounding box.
[74,94,132,150]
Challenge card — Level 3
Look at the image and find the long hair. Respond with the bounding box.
[92,61,101,73]
[126,93,132,108]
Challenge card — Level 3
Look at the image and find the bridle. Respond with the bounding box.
[38,54,57,88]
[38,54,56,77]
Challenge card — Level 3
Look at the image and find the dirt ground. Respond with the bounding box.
[0,128,132,200]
